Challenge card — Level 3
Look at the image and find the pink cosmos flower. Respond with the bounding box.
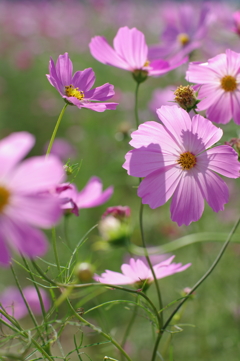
[89,26,187,78]
[0,286,50,321]
[186,49,240,125]
[232,11,240,35]
[0,132,64,266]
[58,177,113,216]
[94,256,191,287]
[43,138,77,161]
[46,52,118,112]
[123,105,240,226]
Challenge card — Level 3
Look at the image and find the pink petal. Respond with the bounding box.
[190,114,223,154]
[149,56,188,77]
[72,68,96,91]
[170,171,205,226]
[0,232,11,267]
[231,91,240,125]
[23,286,50,314]
[76,177,113,208]
[9,155,65,193]
[196,169,229,212]
[138,166,182,209]
[186,61,220,83]
[55,53,73,86]
[85,83,115,101]
[0,132,35,178]
[8,193,62,228]
[81,102,118,112]
[156,105,192,151]
[199,146,240,178]
[197,84,224,111]
[206,92,233,124]
[123,147,176,177]
[226,49,240,77]
[113,27,148,70]
[89,36,129,70]
[94,270,130,285]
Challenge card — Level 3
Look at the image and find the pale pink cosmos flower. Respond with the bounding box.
[186,49,240,124]
[46,52,118,112]
[0,132,65,266]
[123,105,240,226]
[89,26,187,78]
[58,177,113,216]
[0,286,50,321]
[94,256,191,287]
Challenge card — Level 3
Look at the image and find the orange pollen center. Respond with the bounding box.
[144,60,150,67]
[65,85,84,100]
[0,186,10,213]
[177,151,196,170]
[177,33,190,46]
[221,75,237,92]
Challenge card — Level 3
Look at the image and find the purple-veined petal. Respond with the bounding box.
[186,61,220,83]
[226,49,240,77]
[85,83,115,101]
[231,90,240,125]
[72,68,96,91]
[206,91,233,124]
[55,53,73,86]
[81,102,118,112]
[197,83,224,111]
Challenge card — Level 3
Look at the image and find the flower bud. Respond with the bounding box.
[174,85,198,112]
[132,69,148,84]
[225,138,240,159]
[74,262,94,283]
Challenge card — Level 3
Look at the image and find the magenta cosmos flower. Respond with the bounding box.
[0,286,50,321]
[0,132,65,267]
[94,256,190,288]
[46,52,118,112]
[123,105,240,226]
[58,177,113,216]
[89,26,187,79]
[186,49,240,124]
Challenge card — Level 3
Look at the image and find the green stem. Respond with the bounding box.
[46,103,68,156]
[11,265,45,344]
[52,227,62,282]
[150,216,240,361]
[139,202,163,325]
[121,301,138,350]
[134,82,140,128]
[67,298,132,361]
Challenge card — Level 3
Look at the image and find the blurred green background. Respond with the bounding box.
[1,1,240,360]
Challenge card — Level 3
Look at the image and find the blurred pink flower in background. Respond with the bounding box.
[43,138,77,162]
[46,52,118,112]
[0,286,50,321]
[89,26,187,78]
[58,177,113,216]
[0,132,65,267]
[123,105,240,226]
[232,11,240,35]
[186,49,240,124]
[148,86,176,114]
[94,256,191,287]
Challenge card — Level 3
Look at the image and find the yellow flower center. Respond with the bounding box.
[143,60,150,67]
[177,33,190,46]
[0,186,10,213]
[177,151,196,170]
[221,75,237,92]
[65,85,84,100]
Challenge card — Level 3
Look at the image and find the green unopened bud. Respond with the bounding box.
[174,85,198,112]
[132,69,148,84]
[75,262,94,283]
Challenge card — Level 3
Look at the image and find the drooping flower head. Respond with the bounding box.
[94,255,191,290]
[89,26,187,83]
[57,177,113,216]
[123,105,239,226]
[0,132,65,267]
[0,286,50,322]
[46,52,118,112]
[186,49,240,124]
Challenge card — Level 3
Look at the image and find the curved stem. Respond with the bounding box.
[139,202,163,325]
[52,227,62,282]
[67,298,133,361]
[134,82,140,129]
[46,103,68,156]
[150,216,240,361]
[121,301,138,350]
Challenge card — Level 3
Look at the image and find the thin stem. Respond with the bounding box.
[150,216,240,361]
[64,215,71,249]
[46,103,68,156]
[134,82,140,128]
[121,301,138,350]
[139,202,163,325]
[10,265,45,344]
[52,227,62,282]
[67,298,133,361]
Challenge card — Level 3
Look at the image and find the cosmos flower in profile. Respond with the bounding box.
[0,132,64,266]
[46,52,118,112]
[123,105,239,226]
[186,49,240,124]
[58,177,113,216]
[89,26,187,81]
[94,256,191,289]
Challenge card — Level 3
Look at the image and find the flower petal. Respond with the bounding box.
[81,102,118,112]
[138,166,182,209]
[85,83,115,101]
[226,49,240,77]
[113,27,148,70]
[197,84,224,111]
[94,270,130,285]
[0,132,35,179]
[170,171,205,226]
[76,177,113,208]
[231,90,240,125]
[206,91,233,124]
[186,61,220,83]
[55,53,73,86]
[72,68,96,91]
[0,232,11,267]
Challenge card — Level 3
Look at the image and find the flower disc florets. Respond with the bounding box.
[177,151,197,170]
[177,33,190,46]
[174,85,197,111]
[220,75,237,92]
[0,187,10,213]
